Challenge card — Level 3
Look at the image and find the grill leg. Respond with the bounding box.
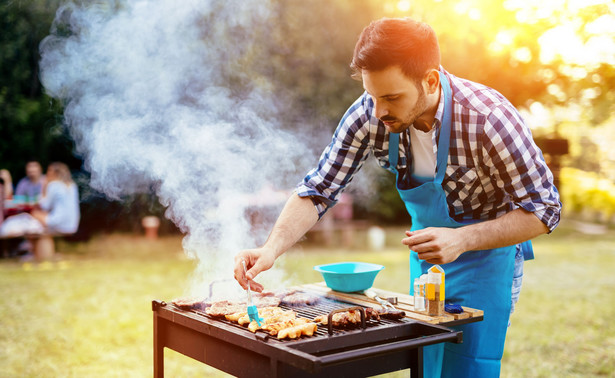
[410,347,423,378]
[154,312,164,378]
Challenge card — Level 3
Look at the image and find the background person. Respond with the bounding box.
[15,160,46,202]
[27,162,80,261]
[31,162,80,235]
[0,169,14,200]
[0,168,35,257]
[233,17,561,377]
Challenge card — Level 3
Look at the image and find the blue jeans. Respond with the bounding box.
[509,244,524,325]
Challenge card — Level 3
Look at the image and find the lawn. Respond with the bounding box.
[0,219,613,377]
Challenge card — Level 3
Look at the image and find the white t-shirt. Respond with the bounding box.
[409,126,436,184]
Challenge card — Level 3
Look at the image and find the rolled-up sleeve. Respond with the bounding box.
[481,106,561,232]
[296,94,372,219]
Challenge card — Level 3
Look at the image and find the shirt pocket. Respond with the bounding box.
[443,165,479,213]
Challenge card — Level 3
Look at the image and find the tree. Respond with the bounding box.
[0,0,77,179]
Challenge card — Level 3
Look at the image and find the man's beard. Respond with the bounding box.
[380,89,428,132]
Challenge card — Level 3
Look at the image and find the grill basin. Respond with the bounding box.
[153,293,473,377]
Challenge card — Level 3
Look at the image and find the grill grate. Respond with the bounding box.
[189,295,407,341]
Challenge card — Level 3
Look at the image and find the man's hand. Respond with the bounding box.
[401,227,466,264]
[233,248,277,292]
[402,210,550,264]
[232,194,319,292]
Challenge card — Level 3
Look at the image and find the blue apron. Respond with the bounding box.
[388,72,516,377]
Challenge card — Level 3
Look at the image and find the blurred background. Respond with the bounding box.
[2,0,614,231]
[1,0,614,377]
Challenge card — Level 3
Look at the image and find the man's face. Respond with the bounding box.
[25,162,42,181]
[362,65,428,133]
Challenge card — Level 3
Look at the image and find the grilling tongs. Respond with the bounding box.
[364,288,397,311]
[242,259,264,327]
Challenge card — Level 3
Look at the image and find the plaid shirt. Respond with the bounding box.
[296,69,561,231]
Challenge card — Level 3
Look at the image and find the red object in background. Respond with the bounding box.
[3,203,33,218]
[142,216,160,239]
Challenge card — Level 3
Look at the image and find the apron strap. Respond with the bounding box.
[388,132,400,173]
[387,71,453,181]
[435,71,453,184]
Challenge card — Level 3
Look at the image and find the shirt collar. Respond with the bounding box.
[432,84,445,131]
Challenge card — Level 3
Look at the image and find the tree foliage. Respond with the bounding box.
[1,0,613,231]
[0,0,78,178]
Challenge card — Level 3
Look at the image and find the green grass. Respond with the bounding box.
[501,222,615,377]
[0,220,613,377]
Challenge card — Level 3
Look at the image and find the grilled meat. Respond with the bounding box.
[253,291,277,298]
[238,307,284,326]
[249,312,295,333]
[376,308,406,320]
[364,307,380,321]
[280,292,320,307]
[277,321,318,340]
[225,311,247,322]
[204,297,281,318]
[261,317,309,336]
[314,307,380,327]
[224,305,317,339]
[206,301,247,318]
[253,296,281,308]
[171,297,209,311]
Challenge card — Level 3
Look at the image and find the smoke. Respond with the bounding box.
[39,0,316,298]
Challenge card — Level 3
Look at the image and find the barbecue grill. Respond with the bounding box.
[153,288,483,377]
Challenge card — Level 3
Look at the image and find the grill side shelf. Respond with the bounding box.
[299,283,484,325]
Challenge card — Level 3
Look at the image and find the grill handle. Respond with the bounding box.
[327,306,366,335]
[317,329,463,367]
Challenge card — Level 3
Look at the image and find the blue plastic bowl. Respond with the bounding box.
[314,262,385,293]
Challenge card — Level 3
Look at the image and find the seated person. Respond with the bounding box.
[31,162,80,234]
[15,160,46,202]
[0,169,13,200]
[0,169,43,239]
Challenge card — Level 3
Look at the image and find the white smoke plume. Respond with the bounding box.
[39,0,316,298]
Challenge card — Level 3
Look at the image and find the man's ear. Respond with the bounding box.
[424,69,440,95]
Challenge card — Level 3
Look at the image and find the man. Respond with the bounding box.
[234,18,561,377]
[11,160,46,256]
[15,160,46,201]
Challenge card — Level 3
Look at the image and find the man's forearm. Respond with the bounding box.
[461,208,549,252]
[263,193,320,258]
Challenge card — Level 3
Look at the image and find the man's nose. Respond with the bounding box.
[373,99,388,119]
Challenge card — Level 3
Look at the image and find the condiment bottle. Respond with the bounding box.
[426,265,445,316]
[413,278,424,312]
[420,274,428,312]
[413,275,427,312]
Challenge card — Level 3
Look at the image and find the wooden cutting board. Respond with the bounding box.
[299,282,483,325]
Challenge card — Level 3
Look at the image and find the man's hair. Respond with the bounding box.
[350,18,441,82]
